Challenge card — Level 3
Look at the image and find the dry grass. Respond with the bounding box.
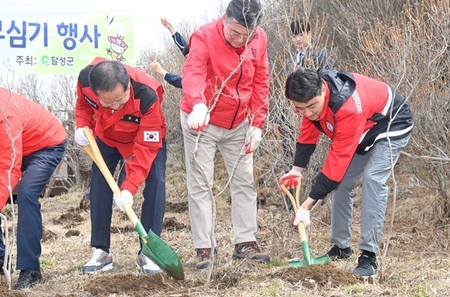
[1,153,450,297]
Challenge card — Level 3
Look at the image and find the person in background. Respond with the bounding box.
[0,88,67,290]
[161,17,188,53]
[150,17,189,89]
[273,18,334,209]
[74,57,167,275]
[284,18,333,74]
[180,0,270,270]
[279,68,413,278]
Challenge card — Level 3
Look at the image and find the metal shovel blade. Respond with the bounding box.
[140,230,185,280]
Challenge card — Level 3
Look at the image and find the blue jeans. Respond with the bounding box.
[0,140,67,270]
[89,137,167,249]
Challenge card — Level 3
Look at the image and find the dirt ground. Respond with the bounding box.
[1,155,450,296]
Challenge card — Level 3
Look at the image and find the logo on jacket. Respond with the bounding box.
[144,131,159,142]
[326,121,334,133]
[251,48,257,58]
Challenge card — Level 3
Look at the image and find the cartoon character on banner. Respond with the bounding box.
[107,35,128,62]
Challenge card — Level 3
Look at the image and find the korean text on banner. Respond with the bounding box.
[0,10,135,75]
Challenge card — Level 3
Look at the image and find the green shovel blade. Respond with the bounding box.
[288,240,330,267]
[136,223,184,280]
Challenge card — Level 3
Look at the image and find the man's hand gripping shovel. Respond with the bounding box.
[82,127,184,280]
[280,178,330,267]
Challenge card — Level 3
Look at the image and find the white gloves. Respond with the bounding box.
[113,189,133,211]
[188,103,210,130]
[75,127,91,146]
[293,206,311,227]
[278,169,303,189]
[245,126,262,154]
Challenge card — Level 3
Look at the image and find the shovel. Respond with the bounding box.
[83,127,184,280]
[280,180,330,267]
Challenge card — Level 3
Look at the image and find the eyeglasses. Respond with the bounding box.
[226,20,254,41]
[99,94,128,107]
[229,29,253,41]
[98,83,130,108]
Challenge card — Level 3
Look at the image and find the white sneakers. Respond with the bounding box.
[81,248,162,275]
[81,248,113,274]
[136,252,163,274]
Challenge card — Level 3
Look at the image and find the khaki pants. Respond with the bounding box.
[180,111,258,249]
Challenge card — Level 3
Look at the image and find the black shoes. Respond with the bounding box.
[13,269,42,290]
[353,254,378,277]
[326,244,354,260]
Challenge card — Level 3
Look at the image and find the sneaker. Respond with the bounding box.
[81,248,113,274]
[136,253,162,274]
[13,270,42,290]
[232,241,270,263]
[353,254,378,277]
[326,245,353,260]
[195,248,216,270]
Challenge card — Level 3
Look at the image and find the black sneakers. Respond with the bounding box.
[353,254,378,277]
[232,241,270,263]
[326,245,354,260]
[13,270,42,290]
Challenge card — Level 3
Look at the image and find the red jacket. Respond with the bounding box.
[0,88,67,209]
[295,71,413,199]
[180,16,269,129]
[75,57,166,194]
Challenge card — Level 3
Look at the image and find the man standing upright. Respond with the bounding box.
[284,18,333,74]
[180,0,270,269]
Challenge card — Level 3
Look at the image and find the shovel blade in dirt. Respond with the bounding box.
[281,183,331,268]
[83,127,184,280]
[141,231,184,280]
[129,214,184,280]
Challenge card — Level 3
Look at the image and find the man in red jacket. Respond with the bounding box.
[180,0,270,269]
[280,68,413,278]
[0,88,67,289]
[74,58,167,275]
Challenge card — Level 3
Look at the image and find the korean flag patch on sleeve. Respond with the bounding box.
[144,131,159,142]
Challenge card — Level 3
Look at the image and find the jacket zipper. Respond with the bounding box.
[229,53,243,129]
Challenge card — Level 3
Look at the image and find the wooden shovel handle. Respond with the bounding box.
[280,180,308,243]
[83,127,139,226]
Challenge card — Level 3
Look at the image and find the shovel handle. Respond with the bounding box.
[280,181,308,243]
[82,128,140,227]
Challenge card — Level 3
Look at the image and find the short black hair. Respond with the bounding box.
[226,0,263,29]
[285,67,323,103]
[290,19,311,35]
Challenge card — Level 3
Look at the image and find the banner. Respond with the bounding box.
[0,9,135,75]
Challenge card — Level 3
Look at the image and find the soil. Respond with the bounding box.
[1,156,449,296]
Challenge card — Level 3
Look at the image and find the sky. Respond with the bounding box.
[1,0,228,52]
